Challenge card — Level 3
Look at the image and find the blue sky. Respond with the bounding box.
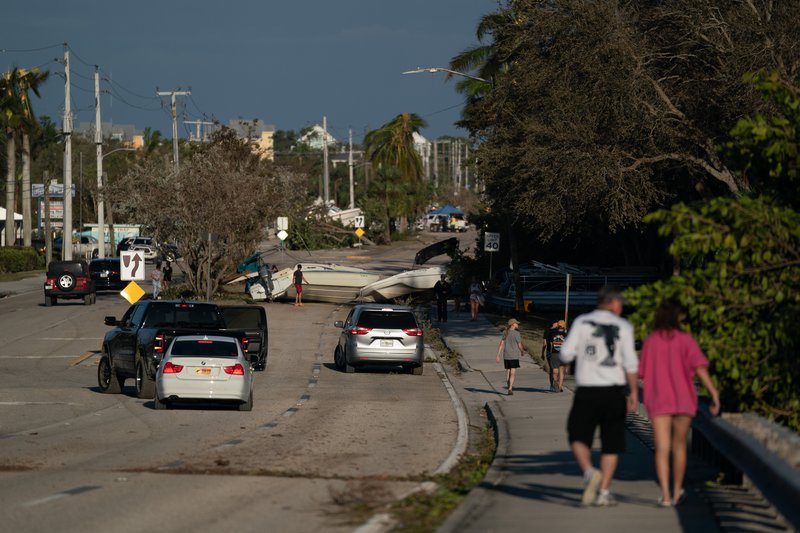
[3,1,495,143]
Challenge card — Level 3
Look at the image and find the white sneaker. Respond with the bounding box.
[594,490,617,507]
[581,469,602,506]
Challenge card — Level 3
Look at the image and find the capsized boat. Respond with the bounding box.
[274,263,382,304]
[358,266,444,302]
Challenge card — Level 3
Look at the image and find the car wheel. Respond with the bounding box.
[345,359,355,374]
[135,357,156,399]
[97,355,124,394]
[45,295,52,307]
[84,294,92,305]
[91,293,97,304]
[153,395,168,410]
[50,297,57,306]
[334,346,345,370]
[238,390,253,411]
[412,364,424,376]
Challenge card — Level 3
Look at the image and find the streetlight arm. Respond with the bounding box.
[402,67,488,83]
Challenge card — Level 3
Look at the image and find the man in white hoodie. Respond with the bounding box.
[560,287,639,507]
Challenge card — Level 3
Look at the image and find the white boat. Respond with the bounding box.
[359,266,444,302]
[275,263,382,304]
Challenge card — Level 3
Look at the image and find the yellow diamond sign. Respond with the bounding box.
[120,281,145,304]
[355,227,365,238]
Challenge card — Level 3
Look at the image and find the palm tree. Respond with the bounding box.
[17,68,49,246]
[1,68,24,246]
[363,113,428,232]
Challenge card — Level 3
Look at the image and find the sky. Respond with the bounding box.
[3,0,496,144]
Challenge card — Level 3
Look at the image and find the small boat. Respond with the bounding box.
[275,263,382,304]
[359,266,444,302]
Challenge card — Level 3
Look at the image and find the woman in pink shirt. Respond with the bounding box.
[639,300,720,507]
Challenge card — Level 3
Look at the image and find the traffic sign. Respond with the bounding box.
[354,215,365,228]
[355,227,365,238]
[484,232,500,252]
[120,281,145,304]
[277,217,288,231]
[277,230,289,241]
[120,250,146,280]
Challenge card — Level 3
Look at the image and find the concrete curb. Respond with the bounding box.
[352,359,471,533]
[437,400,510,533]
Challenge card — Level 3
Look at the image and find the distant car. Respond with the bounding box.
[89,258,126,291]
[154,335,254,411]
[52,235,109,259]
[44,260,96,306]
[333,304,424,375]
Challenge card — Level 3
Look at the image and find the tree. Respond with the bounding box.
[363,113,429,232]
[17,68,49,246]
[463,0,800,241]
[626,75,800,431]
[111,128,307,296]
[2,68,23,246]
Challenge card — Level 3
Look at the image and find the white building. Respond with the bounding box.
[298,125,337,150]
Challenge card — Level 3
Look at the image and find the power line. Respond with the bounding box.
[0,43,62,53]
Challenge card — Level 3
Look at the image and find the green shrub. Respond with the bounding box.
[0,247,45,273]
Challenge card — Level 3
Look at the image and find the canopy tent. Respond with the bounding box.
[429,204,463,216]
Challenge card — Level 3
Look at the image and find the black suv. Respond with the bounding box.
[44,260,96,306]
[90,258,126,291]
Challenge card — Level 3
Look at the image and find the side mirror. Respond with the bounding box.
[334,321,344,328]
[104,316,117,326]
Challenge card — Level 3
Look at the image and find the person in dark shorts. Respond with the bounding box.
[162,261,173,290]
[495,318,523,395]
[433,274,451,322]
[293,264,308,307]
[559,287,639,507]
[545,320,568,392]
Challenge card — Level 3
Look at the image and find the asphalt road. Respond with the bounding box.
[0,231,470,533]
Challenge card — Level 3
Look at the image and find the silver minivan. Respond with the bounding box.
[334,304,424,375]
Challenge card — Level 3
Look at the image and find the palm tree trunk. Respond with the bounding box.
[5,132,16,246]
[22,132,32,246]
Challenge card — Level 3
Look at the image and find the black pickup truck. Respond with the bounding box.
[97,300,268,399]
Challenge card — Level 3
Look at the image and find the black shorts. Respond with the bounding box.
[567,386,627,454]
[548,352,562,368]
[503,358,520,369]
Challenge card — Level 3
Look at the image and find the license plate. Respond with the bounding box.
[100,272,108,278]
[195,368,211,375]
[380,340,393,348]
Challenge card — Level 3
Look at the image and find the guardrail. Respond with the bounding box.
[690,405,800,529]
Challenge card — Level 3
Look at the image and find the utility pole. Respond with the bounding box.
[348,128,354,209]
[433,140,439,188]
[62,44,73,259]
[465,143,470,190]
[95,66,106,258]
[185,119,214,142]
[156,89,191,172]
[322,115,330,204]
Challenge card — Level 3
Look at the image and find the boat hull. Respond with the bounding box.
[359,266,443,302]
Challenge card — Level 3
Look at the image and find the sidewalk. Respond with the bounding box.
[435,310,720,533]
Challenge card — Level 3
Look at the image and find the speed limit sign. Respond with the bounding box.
[484,232,500,252]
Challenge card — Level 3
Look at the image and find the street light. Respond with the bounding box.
[402,67,488,84]
[98,147,135,258]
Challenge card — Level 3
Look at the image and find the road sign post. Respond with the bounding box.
[484,232,500,280]
[120,250,146,304]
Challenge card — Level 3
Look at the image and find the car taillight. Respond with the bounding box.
[241,337,249,353]
[162,361,183,373]
[403,328,423,337]
[350,326,372,335]
[45,277,55,288]
[224,363,245,375]
[154,334,165,353]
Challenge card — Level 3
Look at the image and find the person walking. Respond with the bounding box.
[433,274,451,323]
[543,321,558,389]
[468,277,484,321]
[639,299,720,507]
[545,320,568,392]
[293,264,308,307]
[496,318,523,395]
[162,261,173,290]
[559,287,639,507]
[151,262,163,300]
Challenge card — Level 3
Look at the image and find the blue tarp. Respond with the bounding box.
[429,204,463,216]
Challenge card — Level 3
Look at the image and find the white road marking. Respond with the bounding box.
[0,401,82,406]
[0,355,78,359]
[39,337,104,341]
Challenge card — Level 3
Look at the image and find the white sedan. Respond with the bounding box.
[155,335,254,411]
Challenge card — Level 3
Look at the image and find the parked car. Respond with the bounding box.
[44,260,96,306]
[89,258,126,291]
[52,235,110,259]
[333,304,424,375]
[154,335,254,410]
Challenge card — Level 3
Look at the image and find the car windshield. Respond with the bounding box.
[170,339,238,357]
[358,311,417,330]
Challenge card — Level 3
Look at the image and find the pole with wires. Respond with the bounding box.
[156,89,191,172]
